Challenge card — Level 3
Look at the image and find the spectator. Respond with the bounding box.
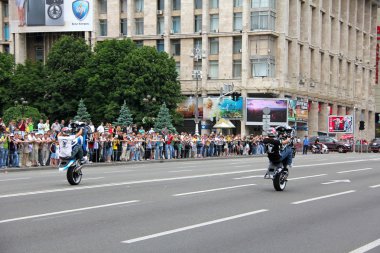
[303,135,309,155]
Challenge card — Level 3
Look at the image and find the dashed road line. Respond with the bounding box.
[337,168,373,174]
[173,184,256,196]
[349,238,380,253]
[291,190,356,205]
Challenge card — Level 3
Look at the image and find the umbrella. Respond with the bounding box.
[213,118,235,129]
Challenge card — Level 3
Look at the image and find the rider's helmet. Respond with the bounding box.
[61,127,72,136]
[267,127,277,137]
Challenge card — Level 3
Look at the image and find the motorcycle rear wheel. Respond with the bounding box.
[273,171,288,191]
[67,166,82,185]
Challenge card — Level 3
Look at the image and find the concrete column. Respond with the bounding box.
[368,111,375,140]
[107,0,121,37]
[240,89,248,137]
[308,101,319,136]
[338,106,346,116]
[14,33,26,64]
[201,0,209,90]
[318,102,328,133]
[127,0,133,37]
[241,0,250,90]
[331,104,338,115]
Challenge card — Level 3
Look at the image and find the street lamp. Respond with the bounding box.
[14,98,28,118]
[190,46,205,135]
[142,95,157,127]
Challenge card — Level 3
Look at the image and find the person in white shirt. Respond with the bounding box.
[97,123,104,134]
[58,127,84,162]
[37,119,45,135]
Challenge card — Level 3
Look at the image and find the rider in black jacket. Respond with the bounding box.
[263,126,293,169]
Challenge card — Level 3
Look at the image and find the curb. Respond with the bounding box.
[0,155,267,173]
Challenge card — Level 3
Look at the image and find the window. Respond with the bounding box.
[233,13,242,31]
[251,36,275,55]
[209,0,218,9]
[172,0,180,10]
[135,18,144,34]
[157,0,164,10]
[157,16,164,34]
[234,0,242,7]
[120,19,127,35]
[35,47,44,61]
[4,23,9,41]
[251,0,276,8]
[194,15,202,33]
[250,11,276,31]
[99,0,107,14]
[233,37,242,53]
[194,39,202,53]
[156,40,164,52]
[251,56,275,77]
[120,0,127,13]
[209,38,219,55]
[175,62,180,76]
[99,19,107,36]
[172,16,181,33]
[233,60,242,78]
[210,14,219,32]
[209,60,219,79]
[171,39,181,55]
[194,60,202,71]
[195,0,202,9]
[135,0,143,12]
[3,2,9,17]
[135,40,143,47]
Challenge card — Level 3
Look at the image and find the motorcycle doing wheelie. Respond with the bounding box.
[58,123,90,185]
[263,126,295,191]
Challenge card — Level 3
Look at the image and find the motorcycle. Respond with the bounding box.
[59,158,83,185]
[264,161,289,191]
[311,144,329,154]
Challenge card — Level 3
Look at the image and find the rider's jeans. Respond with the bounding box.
[280,146,293,167]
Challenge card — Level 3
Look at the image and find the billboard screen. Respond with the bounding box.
[328,115,353,133]
[10,0,93,33]
[176,97,203,119]
[246,98,288,125]
[203,97,243,120]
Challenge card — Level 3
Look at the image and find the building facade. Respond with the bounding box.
[3,0,380,139]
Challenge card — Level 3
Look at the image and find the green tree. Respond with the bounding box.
[0,52,14,115]
[45,35,92,120]
[154,103,176,133]
[74,99,91,122]
[3,106,41,125]
[114,100,133,127]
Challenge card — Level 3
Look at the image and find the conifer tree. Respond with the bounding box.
[74,98,91,122]
[154,103,176,133]
[114,100,133,127]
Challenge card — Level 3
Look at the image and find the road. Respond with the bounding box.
[0,153,379,253]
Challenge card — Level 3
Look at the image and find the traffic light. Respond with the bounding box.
[359,121,365,130]
[232,92,240,101]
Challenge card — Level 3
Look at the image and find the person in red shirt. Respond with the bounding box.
[18,119,26,138]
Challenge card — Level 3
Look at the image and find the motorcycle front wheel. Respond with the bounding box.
[273,170,288,191]
[67,166,82,185]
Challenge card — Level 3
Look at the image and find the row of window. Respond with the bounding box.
[101,0,276,14]
[99,11,275,36]
[174,58,275,79]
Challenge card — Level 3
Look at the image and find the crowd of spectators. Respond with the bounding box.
[0,117,272,169]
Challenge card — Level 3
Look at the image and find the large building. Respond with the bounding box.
[1,0,379,139]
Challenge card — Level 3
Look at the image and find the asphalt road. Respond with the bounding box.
[0,153,379,253]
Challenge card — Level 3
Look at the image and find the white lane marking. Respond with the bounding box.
[337,168,373,174]
[292,158,380,168]
[85,177,105,180]
[169,170,193,173]
[103,170,134,174]
[173,184,256,196]
[234,175,264,180]
[349,238,380,253]
[178,165,198,168]
[321,179,351,185]
[287,174,328,181]
[121,209,268,244]
[370,184,380,188]
[0,200,140,224]
[291,190,356,205]
[234,165,252,168]
[0,177,31,182]
[0,169,267,199]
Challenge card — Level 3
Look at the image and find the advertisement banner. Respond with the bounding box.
[246,98,288,125]
[328,115,353,133]
[295,97,308,122]
[288,99,297,122]
[176,97,203,119]
[203,97,243,120]
[10,0,94,33]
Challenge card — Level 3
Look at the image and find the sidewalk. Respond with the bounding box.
[1,154,267,173]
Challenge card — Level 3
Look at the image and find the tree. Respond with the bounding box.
[2,106,42,125]
[74,99,91,122]
[154,103,176,133]
[114,100,133,127]
[0,52,14,115]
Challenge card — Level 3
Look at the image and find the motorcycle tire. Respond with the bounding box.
[67,166,82,185]
[273,170,288,191]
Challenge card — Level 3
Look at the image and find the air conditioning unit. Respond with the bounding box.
[310,82,315,87]
[157,10,163,15]
[215,29,219,33]
[239,49,243,53]
[170,29,174,34]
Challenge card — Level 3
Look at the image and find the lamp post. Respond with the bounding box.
[14,98,28,118]
[142,95,157,127]
[191,46,205,135]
